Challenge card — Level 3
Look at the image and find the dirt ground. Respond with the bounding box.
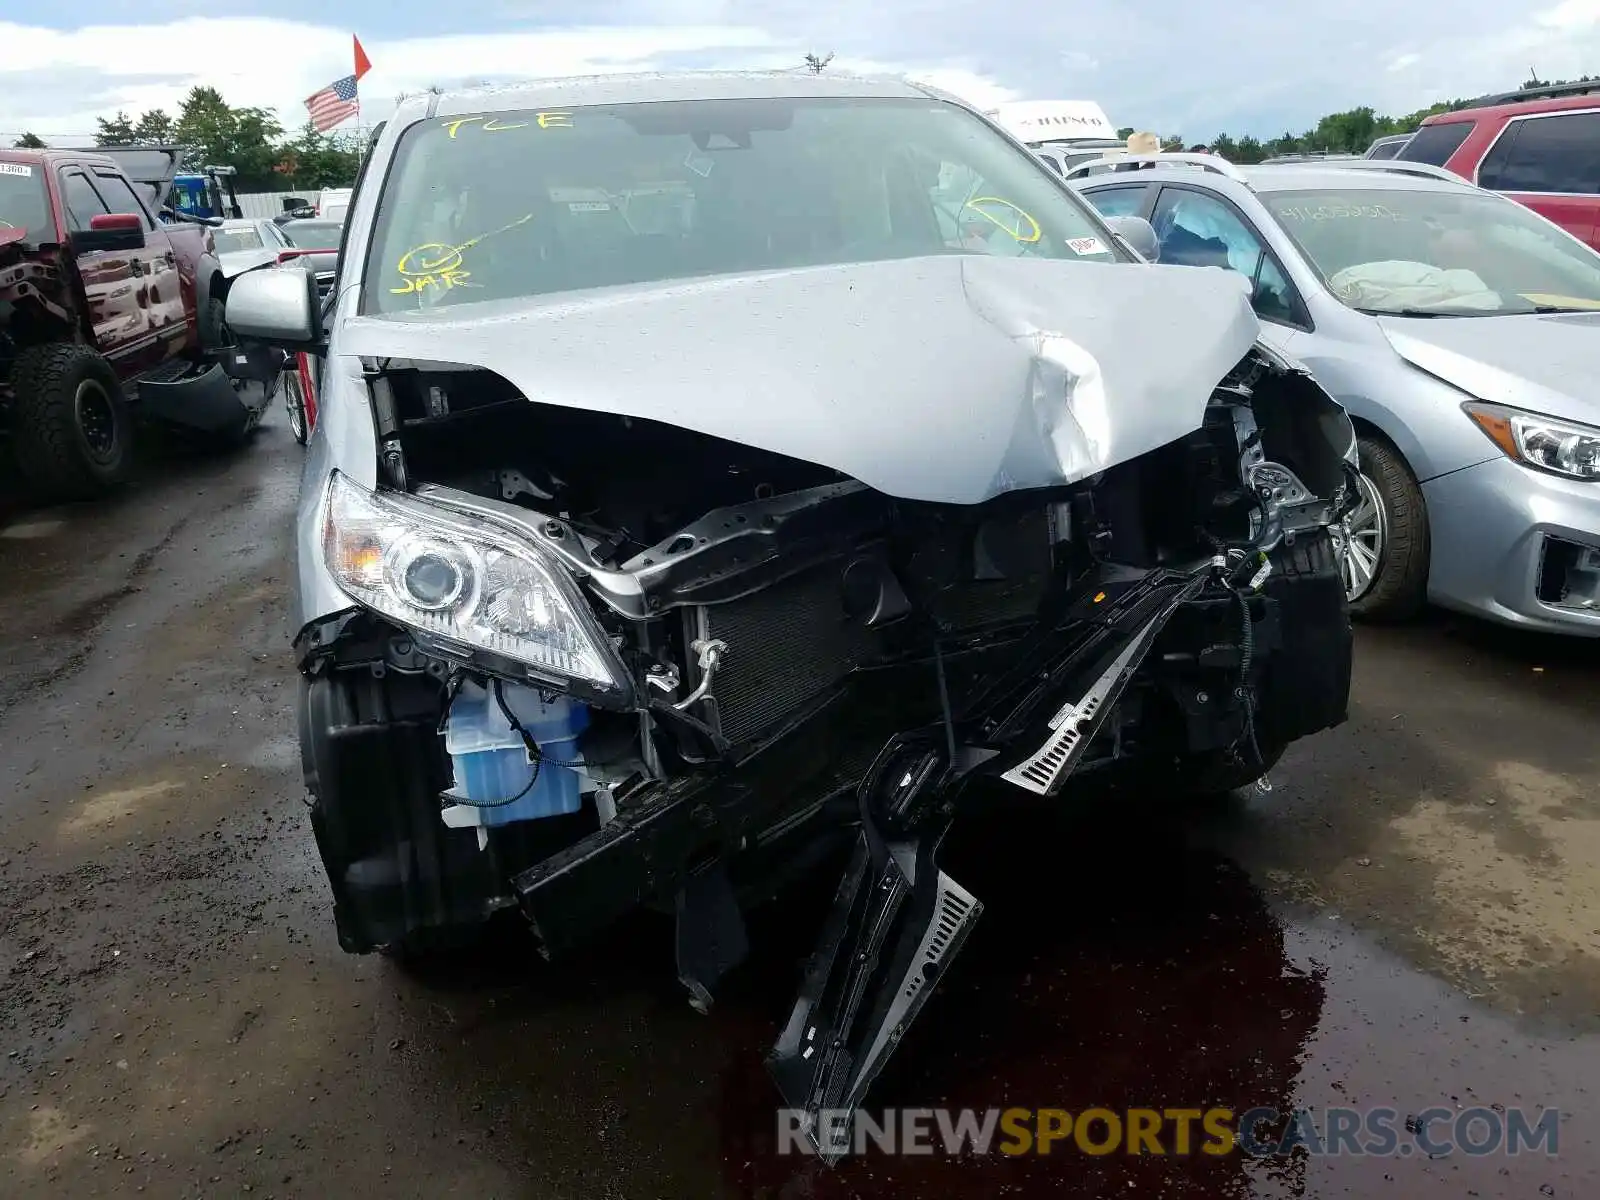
[2,405,1597,1198]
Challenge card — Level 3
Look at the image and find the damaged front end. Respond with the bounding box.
[296,295,1357,1164]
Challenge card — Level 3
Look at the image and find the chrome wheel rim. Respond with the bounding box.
[1333,472,1386,601]
[284,372,306,441]
[75,379,119,464]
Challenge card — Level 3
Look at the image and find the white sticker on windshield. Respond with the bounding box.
[567,201,611,212]
[683,150,715,179]
[0,162,34,178]
[1067,236,1106,255]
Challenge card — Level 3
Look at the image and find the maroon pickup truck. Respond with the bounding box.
[0,147,272,500]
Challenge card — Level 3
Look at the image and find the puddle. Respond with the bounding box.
[0,518,67,541]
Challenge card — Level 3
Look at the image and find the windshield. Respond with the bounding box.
[283,221,343,251]
[1262,186,1600,314]
[363,95,1121,314]
[0,162,52,239]
[214,225,263,253]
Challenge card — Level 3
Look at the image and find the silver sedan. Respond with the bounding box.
[212,217,294,275]
[1071,155,1600,635]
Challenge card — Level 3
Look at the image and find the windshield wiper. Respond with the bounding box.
[1353,306,1494,319]
[1525,304,1599,314]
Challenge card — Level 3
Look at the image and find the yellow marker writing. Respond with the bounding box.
[964,196,1042,244]
[442,117,485,139]
[390,214,536,295]
[536,111,573,128]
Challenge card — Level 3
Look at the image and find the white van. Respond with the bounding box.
[317,187,354,223]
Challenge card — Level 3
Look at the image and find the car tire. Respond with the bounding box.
[8,343,135,501]
[198,280,229,352]
[1344,433,1429,621]
[283,369,308,445]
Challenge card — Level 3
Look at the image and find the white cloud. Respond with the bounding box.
[1536,0,1600,29]
[5,4,1600,147]
[0,17,1017,143]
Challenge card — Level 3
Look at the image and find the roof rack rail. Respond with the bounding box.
[1323,160,1465,183]
[1473,79,1600,106]
[1062,152,1250,184]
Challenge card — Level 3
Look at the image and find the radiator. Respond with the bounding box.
[689,554,1049,748]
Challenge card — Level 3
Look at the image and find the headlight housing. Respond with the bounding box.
[1463,402,1600,482]
[321,471,625,692]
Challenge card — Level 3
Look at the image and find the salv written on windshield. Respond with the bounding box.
[441,113,574,138]
[391,213,536,295]
[1275,203,1404,222]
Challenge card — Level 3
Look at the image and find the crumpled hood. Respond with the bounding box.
[1378,311,1600,427]
[219,247,282,279]
[338,255,1261,505]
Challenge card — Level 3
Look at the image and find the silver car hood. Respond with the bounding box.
[218,247,282,279]
[338,255,1261,505]
[1378,310,1600,426]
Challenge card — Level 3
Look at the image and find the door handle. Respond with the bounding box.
[163,251,175,265]
[129,260,143,277]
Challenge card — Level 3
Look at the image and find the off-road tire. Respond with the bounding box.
[8,343,134,501]
[1351,433,1429,621]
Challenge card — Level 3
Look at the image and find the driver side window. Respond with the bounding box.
[59,170,109,233]
[1149,188,1303,326]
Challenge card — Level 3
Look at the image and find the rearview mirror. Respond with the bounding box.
[1104,215,1160,263]
[225,266,323,351]
[72,212,145,253]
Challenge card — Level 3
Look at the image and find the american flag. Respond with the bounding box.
[306,74,359,132]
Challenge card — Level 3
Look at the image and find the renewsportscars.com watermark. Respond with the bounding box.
[777,1106,1562,1159]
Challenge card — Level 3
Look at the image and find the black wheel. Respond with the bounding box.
[1336,433,1430,621]
[198,279,229,352]
[8,343,134,501]
[283,368,308,445]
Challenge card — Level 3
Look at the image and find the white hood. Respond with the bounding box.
[338,255,1261,505]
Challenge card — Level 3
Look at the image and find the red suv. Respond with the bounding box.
[1398,81,1600,248]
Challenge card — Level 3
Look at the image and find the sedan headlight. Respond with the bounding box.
[1463,402,1600,482]
[321,471,624,691]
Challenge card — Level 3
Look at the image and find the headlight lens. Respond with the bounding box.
[321,472,623,689]
[1463,402,1600,481]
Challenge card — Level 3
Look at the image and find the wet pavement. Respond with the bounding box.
[1,405,1598,1198]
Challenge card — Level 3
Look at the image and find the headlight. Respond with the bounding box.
[1463,402,1600,482]
[321,471,624,690]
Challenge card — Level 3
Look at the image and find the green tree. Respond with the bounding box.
[173,86,285,189]
[12,131,47,148]
[132,109,176,143]
[95,110,137,145]
[278,121,363,190]
[1234,135,1265,164]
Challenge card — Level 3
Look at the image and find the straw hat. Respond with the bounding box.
[1126,130,1161,155]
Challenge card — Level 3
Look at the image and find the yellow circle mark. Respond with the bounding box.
[396,243,464,277]
[964,196,1042,244]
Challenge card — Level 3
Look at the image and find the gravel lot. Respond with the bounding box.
[2,403,1597,1198]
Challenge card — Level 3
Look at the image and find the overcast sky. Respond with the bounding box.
[3,1,1599,146]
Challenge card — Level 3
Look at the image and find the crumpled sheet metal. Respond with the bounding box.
[339,254,1262,504]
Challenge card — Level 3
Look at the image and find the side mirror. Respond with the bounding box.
[225,266,323,351]
[1104,215,1160,263]
[73,212,145,253]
